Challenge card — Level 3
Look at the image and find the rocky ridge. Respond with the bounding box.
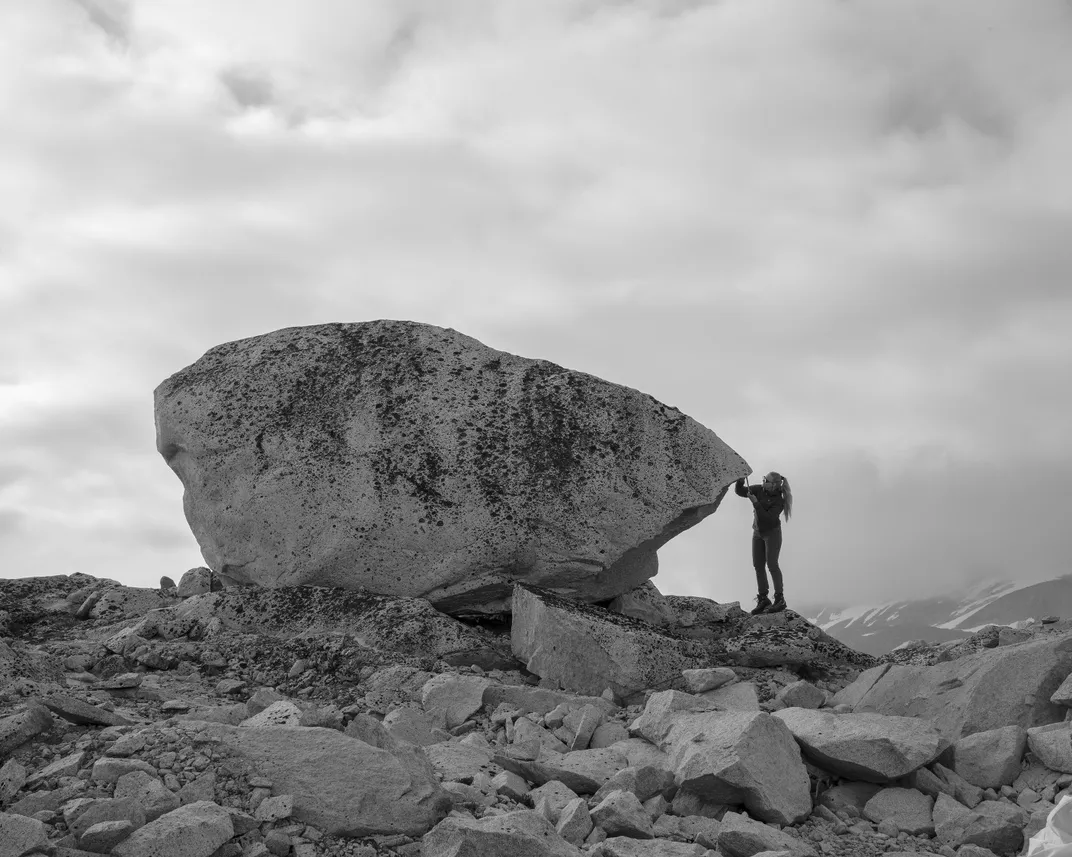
[3,571,1072,857]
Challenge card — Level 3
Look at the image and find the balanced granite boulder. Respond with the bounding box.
[154,321,748,614]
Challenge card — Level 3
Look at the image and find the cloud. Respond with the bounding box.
[0,510,25,536]
[70,0,130,45]
[0,0,1069,604]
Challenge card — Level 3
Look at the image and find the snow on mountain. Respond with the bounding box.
[937,579,1040,630]
[804,574,1072,656]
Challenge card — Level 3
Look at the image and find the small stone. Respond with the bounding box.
[255,794,295,822]
[80,819,135,852]
[114,770,181,821]
[91,757,156,783]
[590,790,654,839]
[682,667,736,694]
[490,771,530,801]
[287,660,308,679]
[556,797,593,845]
[264,829,292,856]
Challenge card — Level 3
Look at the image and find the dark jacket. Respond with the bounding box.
[735,478,784,534]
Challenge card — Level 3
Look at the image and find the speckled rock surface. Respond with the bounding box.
[842,632,1072,739]
[773,709,944,782]
[511,585,717,696]
[633,691,812,825]
[154,321,749,614]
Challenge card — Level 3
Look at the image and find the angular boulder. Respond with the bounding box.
[177,722,449,836]
[863,787,935,835]
[773,708,944,782]
[493,747,628,794]
[717,811,818,857]
[422,809,582,857]
[1026,722,1072,773]
[511,585,716,696]
[0,812,48,857]
[111,801,233,857]
[593,840,708,857]
[0,704,53,758]
[633,691,811,824]
[932,793,1024,853]
[946,725,1026,788]
[836,633,1072,738]
[607,581,676,627]
[154,321,749,614]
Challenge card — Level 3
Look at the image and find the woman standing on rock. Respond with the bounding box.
[735,472,793,615]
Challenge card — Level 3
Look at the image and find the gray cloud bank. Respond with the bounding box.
[1,0,1070,608]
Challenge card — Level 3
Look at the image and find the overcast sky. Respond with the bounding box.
[2,0,1071,611]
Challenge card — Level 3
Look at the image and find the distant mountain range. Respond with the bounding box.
[802,575,1072,656]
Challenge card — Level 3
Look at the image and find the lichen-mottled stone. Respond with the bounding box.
[840,633,1072,739]
[511,585,717,696]
[154,321,748,614]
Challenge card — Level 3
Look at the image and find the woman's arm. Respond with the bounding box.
[735,479,759,505]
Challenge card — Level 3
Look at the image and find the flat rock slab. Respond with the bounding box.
[111,801,233,857]
[863,787,935,835]
[425,742,501,784]
[483,684,617,718]
[0,811,48,857]
[154,320,748,614]
[718,811,818,857]
[39,694,134,727]
[591,839,709,857]
[422,673,490,729]
[834,633,1072,739]
[946,725,1027,788]
[422,809,582,857]
[178,722,450,836]
[511,585,718,696]
[0,703,53,757]
[773,708,944,782]
[493,747,628,794]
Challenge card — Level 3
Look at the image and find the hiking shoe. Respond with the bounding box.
[750,595,772,615]
[767,595,787,613]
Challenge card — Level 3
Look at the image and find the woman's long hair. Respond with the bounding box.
[768,471,792,521]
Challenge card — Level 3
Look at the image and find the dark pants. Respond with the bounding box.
[752,527,783,599]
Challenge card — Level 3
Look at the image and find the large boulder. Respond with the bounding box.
[423,809,582,857]
[632,690,812,825]
[176,722,450,836]
[932,793,1025,853]
[154,321,749,614]
[835,632,1072,738]
[946,725,1027,788]
[511,584,716,696]
[773,708,944,782]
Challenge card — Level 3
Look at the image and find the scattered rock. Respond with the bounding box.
[111,801,235,857]
[774,708,943,782]
[422,809,582,857]
[945,725,1027,788]
[511,585,717,696]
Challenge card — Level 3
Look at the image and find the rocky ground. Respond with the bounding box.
[3,571,1072,857]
